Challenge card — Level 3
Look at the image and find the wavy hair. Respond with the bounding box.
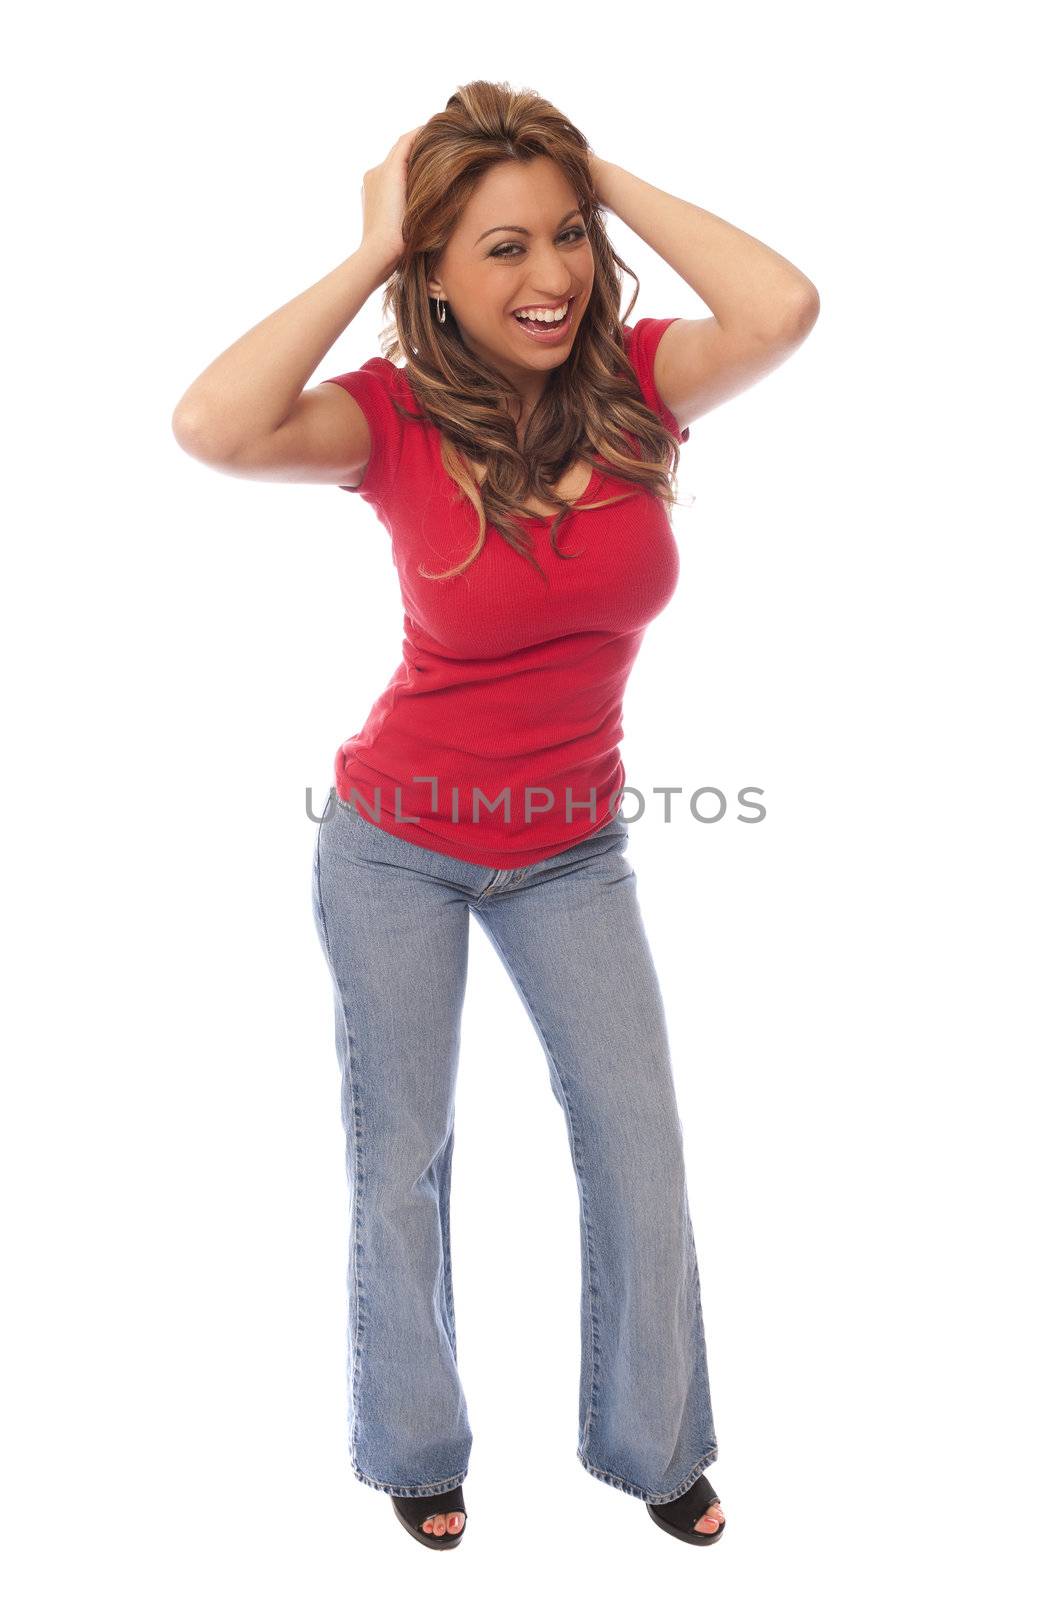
[376,79,685,583]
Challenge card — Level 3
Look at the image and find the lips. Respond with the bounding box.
[511,297,575,341]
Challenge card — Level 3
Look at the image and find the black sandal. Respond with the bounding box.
[646,1474,726,1545]
[391,1484,468,1549]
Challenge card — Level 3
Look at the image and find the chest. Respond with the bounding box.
[469,454,597,522]
[389,469,680,662]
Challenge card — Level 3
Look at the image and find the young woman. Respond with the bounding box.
[173,81,819,1550]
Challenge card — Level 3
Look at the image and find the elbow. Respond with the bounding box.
[171,405,195,453]
[172,403,229,464]
[784,283,821,339]
[745,285,820,350]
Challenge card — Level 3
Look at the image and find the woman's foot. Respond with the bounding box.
[420,1510,465,1537]
[647,1474,726,1543]
[391,1485,467,1547]
[693,1500,725,1535]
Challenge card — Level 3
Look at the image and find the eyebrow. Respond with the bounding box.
[475,208,583,245]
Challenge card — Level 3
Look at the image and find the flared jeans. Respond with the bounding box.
[310,790,719,1504]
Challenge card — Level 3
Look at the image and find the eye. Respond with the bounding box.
[490,226,587,259]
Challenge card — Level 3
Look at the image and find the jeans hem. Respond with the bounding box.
[576,1443,719,1504]
[352,1461,469,1495]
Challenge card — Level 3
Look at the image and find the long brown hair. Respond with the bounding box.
[377,80,684,583]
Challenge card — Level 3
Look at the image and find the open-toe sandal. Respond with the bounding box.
[391,1484,467,1549]
[646,1474,726,1546]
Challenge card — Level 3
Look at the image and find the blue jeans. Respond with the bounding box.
[310,790,718,1504]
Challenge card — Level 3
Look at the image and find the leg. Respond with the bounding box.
[473,817,720,1514]
[311,794,473,1514]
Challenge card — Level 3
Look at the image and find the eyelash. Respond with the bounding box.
[490,227,587,259]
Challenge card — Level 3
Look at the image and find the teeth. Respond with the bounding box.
[515,299,571,323]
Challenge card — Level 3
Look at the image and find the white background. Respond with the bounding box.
[4,1,1059,1593]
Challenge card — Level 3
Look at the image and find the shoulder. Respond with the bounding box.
[621,318,690,444]
[320,357,423,499]
[323,355,417,411]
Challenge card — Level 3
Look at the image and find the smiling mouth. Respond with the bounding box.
[511,297,576,338]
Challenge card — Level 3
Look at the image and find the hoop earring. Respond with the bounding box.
[435,296,446,324]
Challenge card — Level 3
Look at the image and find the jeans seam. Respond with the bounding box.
[440,1124,457,1360]
[576,1443,719,1504]
[686,1191,712,1410]
[351,1465,469,1495]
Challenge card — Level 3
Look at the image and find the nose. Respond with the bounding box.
[519,243,580,300]
[519,288,576,309]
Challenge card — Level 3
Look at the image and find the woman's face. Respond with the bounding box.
[427,156,594,399]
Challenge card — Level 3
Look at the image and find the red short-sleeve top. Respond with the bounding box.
[321,316,691,869]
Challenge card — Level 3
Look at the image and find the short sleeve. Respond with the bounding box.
[622,317,691,445]
[321,357,403,501]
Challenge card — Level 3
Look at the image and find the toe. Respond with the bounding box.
[695,1503,724,1534]
[421,1508,464,1536]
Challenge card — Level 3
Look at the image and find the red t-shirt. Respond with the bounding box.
[322,316,690,869]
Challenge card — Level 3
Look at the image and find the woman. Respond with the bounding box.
[173,80,819,1550]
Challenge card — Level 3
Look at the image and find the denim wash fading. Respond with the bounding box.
[310,788,718,1504]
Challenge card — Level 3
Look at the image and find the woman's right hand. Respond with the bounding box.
[360,125,424,275]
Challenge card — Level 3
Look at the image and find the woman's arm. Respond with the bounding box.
[591,157,819,426]
[172,127,422,484]
[171,242,396,464]
[592,157,817,334]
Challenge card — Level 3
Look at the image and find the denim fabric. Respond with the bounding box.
[310,789,718,1503]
